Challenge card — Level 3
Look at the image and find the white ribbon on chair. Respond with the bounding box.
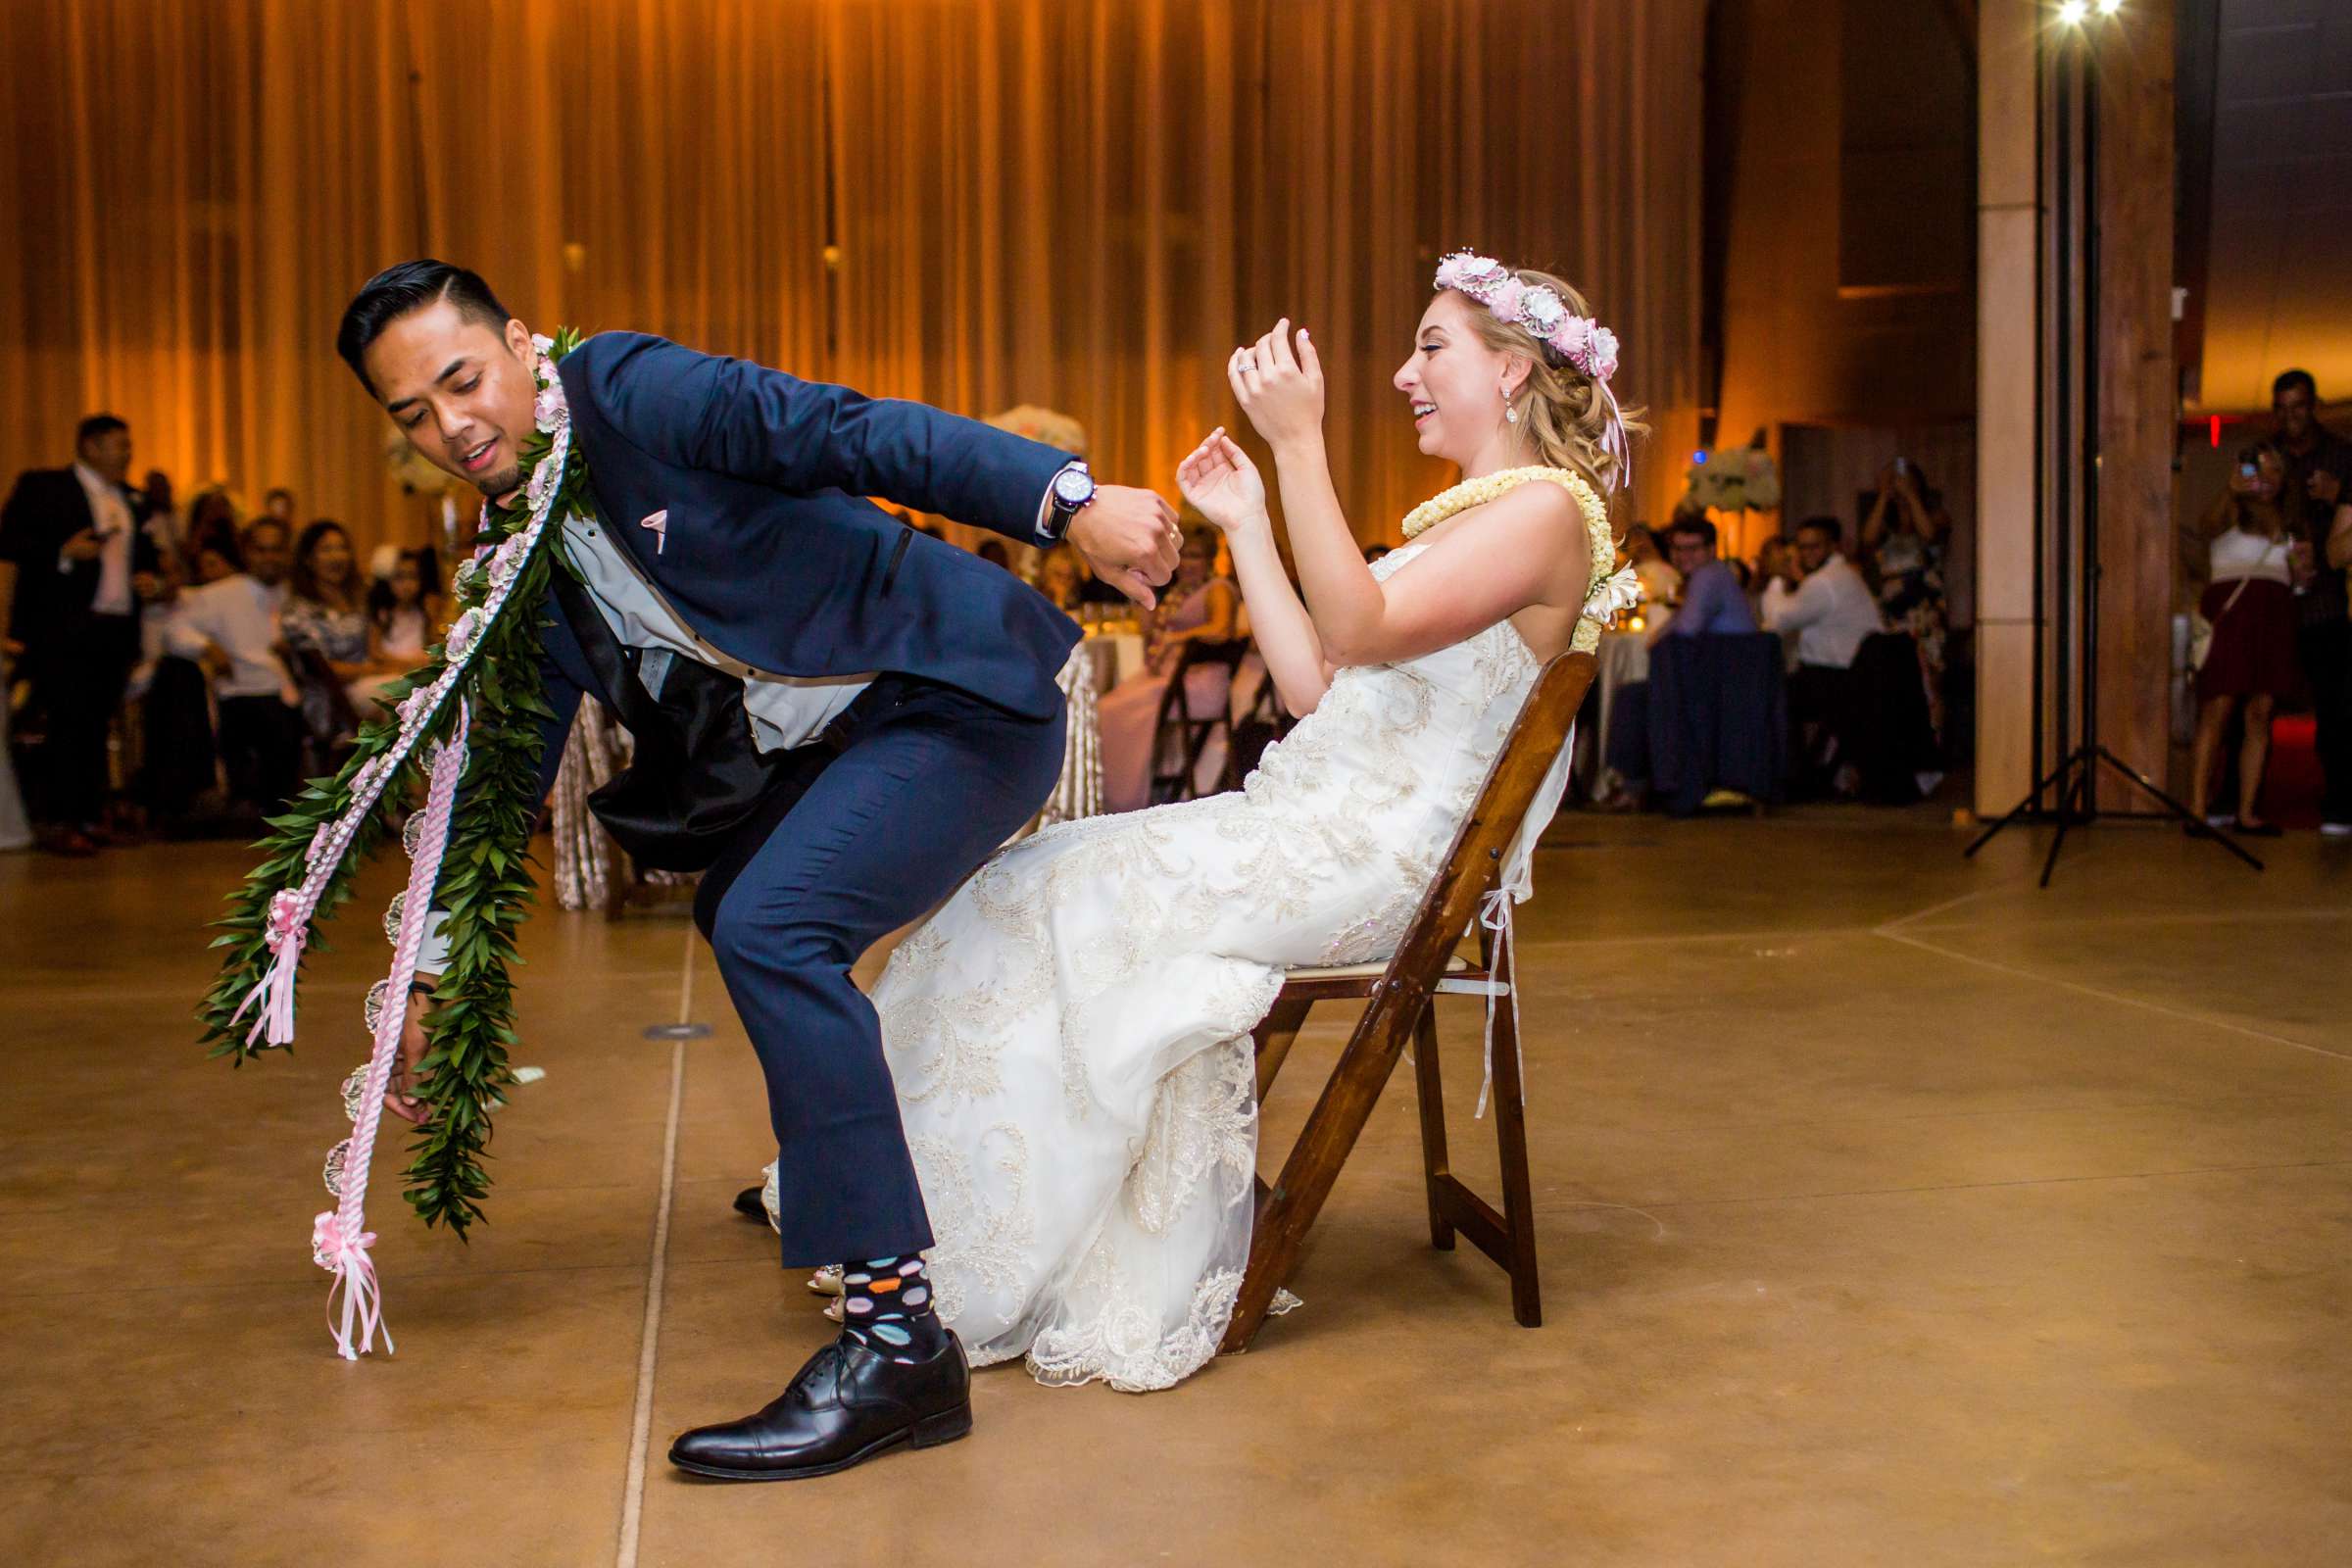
[1473,725,1575,1118]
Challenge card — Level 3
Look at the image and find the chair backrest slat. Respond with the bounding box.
[1380,651,1595,996]
[1258,651,1595,1255]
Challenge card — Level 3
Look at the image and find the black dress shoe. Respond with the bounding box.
[667,1333,972,1482]
[733,1184,767,1221]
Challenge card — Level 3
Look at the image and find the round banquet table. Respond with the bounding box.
[1571,627,1653,802]
[1082,628,1147,698]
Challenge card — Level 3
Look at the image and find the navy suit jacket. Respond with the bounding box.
[516,331,1083,798]
[0,467,161,648]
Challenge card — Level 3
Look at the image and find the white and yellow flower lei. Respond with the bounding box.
[1397,465,1637,653]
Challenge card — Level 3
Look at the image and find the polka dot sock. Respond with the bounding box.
[837,1255,948,1362]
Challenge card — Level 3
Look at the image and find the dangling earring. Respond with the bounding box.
[1501,380,1519,423]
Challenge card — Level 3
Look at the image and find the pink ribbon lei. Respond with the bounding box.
[315,701,472,1358]
[232,356,570,1357]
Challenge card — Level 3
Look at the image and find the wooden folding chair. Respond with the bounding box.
[1220,664,1297,793]
[1149,637,1251,803]
[1223,651,1597,1353]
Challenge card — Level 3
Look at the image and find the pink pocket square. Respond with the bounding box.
[640,510,668,554]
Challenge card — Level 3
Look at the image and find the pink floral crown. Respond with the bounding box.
[1433,249,1633,490]
[1433,251,1620,382]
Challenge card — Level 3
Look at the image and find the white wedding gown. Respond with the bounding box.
[860,477,1617,1393]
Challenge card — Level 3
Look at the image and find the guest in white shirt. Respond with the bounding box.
[1766,516,1886,796]
[1766,517,1884,669]
[166,518,303,813]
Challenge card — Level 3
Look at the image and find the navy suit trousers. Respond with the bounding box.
[691,675,1066,1268]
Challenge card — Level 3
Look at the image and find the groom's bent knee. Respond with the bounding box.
[707,898,853,990]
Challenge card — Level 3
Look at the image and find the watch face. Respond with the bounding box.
[1053,466,1096,507]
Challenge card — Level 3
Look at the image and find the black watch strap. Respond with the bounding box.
[1040,462,1091,543]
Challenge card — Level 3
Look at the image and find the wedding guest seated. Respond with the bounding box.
[1096,519,1240,809]
[1749,535,1795,630]
[1603,517,1775,810]
[2185,444,2300,836]
[1032,544,1086,616]
[1650,515,1755,644]
[137,503,247,826]
[164,517,302,815]
[367,547,441,670]
[182,488,245,579]
[283,520,407,757]
[1625,522,1680,609]
[1765,515,1885,796]
[189,529,242,585]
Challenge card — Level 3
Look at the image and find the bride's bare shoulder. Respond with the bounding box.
[1472,474,1584,532]
[1474,477,1595,575]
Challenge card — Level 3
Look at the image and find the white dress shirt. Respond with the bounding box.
[166,575,290,699]
[1765,554,1882,670]
[70,463,135,616]
[563,514,872,751]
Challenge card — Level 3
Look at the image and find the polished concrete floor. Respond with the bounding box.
[3,808,2347,1566]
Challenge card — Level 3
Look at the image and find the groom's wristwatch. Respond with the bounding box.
[1037,461,1096,544]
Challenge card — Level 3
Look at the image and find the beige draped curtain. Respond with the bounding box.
[1,0,1702,555]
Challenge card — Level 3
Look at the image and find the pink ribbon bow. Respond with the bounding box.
[311,1210,391,1360]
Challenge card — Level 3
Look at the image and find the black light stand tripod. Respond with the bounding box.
[1963,18,2262,888]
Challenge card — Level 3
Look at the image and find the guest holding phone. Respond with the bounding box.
[2185,444,2299,836]
[0,415,166,854]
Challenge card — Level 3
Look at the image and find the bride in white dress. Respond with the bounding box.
[801,257,1640,1392]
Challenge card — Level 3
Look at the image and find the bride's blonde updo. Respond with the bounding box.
[1447,265,1646,498]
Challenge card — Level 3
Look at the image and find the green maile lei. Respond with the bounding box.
[199,326,592,1242]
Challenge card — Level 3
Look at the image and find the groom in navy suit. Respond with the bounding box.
[341,261,1176,1480]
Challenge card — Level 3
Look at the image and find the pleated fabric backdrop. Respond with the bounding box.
[0,0,1703,552]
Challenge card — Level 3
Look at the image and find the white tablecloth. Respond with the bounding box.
[1082,630,1147,695]
[1572,629,1652,799]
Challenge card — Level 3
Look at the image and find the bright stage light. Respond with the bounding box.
[2095,0,2123,13]
[2057,0,2087,24]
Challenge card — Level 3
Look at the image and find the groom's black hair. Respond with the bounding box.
[336,260,514,399]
